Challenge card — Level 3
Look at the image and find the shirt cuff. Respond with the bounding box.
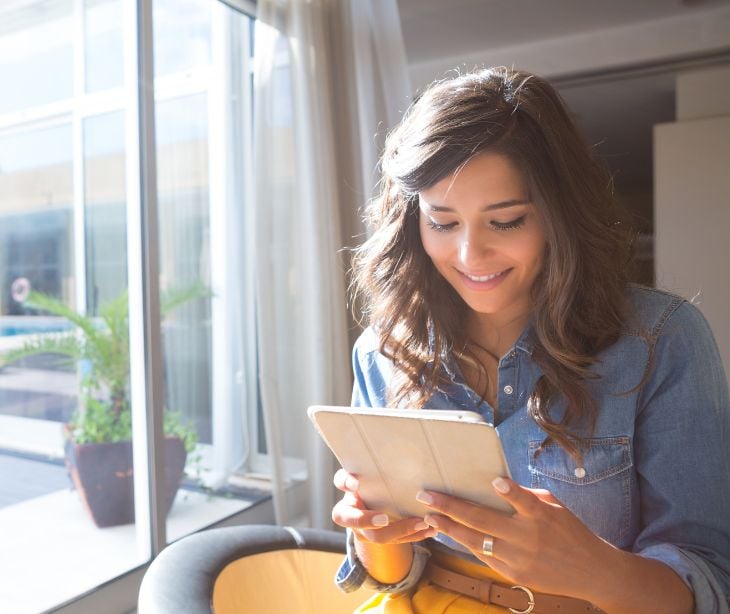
[335,529,431,594]
[637,543,730,613]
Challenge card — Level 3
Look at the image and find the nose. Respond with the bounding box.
[458,226,493,268]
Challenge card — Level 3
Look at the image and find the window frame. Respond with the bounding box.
[0,0,272,611]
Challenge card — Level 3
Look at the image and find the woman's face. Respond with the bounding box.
[418,152,546,325]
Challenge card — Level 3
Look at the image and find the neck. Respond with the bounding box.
[467,308,531,359]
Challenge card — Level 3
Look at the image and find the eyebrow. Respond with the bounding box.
[424,198,531,213]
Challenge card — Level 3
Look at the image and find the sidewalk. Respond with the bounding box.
[0,485,259,613]
[0,450,68,508]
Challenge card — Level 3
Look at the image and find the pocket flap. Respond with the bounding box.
[529,436,632,485]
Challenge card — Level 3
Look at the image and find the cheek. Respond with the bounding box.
[528,247,547,281]
[419,225,445,264]
[515,229,546,271]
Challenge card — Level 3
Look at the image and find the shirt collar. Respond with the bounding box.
[439,322,535,380]
[513,324,535,355]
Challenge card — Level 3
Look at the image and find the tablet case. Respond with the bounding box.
[308,405,513,519]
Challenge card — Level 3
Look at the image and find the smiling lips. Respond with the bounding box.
[462,268,510,282]
[458,267,512,288]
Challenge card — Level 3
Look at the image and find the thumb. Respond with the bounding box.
[528,487,564,507]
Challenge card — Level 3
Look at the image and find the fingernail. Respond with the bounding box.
[416,490,434,505]
[424,514,439,528]
[414,520,429,531]
[346,476,359,490]
[492,477,510,494]
[372,514,389,527]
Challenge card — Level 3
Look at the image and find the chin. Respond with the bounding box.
[459,290,530,319]
[466,303,504,316]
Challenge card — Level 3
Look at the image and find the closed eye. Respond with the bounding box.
[491,215,526,231]
[426,219,457,232]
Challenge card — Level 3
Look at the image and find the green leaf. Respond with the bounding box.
[22,292,100,344]
[161,281,212,316]
[1,284,209,448]
[0,333,82,369]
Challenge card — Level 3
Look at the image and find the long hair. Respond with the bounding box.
[351,67,633,458]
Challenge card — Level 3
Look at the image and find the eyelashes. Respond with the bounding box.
[491,215,526,231]
[426,220,458,232]
[426,215,527,233]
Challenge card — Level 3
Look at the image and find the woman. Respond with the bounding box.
[332,67,730,613]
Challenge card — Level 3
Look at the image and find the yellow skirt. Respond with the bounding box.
[354,550,511,614]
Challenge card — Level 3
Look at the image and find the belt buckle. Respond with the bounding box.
[508,585,535,614]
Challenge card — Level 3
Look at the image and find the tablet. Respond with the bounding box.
[308,405,514,520]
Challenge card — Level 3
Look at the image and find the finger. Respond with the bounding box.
[415,490,511,538]
[529,487,564,508]
[332,505,387,530]
[423,513,505,563]
[341,489,366,510]
[387,527,438,545]
[491,477,544,516]
[357,518,437,545]
[333,468,359,492]
[475,551,513,575]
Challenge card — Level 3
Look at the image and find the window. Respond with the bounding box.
[0,1,266,611]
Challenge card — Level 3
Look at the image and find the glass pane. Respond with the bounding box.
[262,36,310,468]
[153,0,210,77]
[84,111,127,314]
[0,124,74,312]
[0,1,261,611]
[0,83,139,614]
[0,0,73,115]
[154,6,265,541]
[84,0,124,93]
[156,93,212,444]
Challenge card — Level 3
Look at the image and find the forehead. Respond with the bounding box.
[419,152,527,206]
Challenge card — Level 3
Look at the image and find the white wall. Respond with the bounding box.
[654,65,730,374]
[676,64,730,121]
[408,6,730,92]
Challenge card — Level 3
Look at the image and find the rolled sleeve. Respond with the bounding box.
[634,301,730,610]
[335,529,431,594]
[638,543,729,613]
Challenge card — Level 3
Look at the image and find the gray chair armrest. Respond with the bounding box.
[138,524,345,614]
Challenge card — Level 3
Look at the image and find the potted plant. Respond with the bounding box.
[0,284,208,528]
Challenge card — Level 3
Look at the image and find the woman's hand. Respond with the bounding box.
[332,468,437,585]
[417,477,694,613]
[332,468,436,545]
[417,477,617,603]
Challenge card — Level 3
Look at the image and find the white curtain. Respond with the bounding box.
[253,0,411,528]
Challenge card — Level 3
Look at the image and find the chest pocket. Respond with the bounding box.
[528,436,633,546]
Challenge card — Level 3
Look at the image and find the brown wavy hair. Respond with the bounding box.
[351,67,635,459]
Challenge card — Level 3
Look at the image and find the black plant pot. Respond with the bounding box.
[64,435,187,528]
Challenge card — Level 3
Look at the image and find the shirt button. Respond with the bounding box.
[574,467,586,479]
[503,385,513,395]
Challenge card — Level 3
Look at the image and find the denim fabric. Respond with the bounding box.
[336,529,430,592]
[335,286,730,612]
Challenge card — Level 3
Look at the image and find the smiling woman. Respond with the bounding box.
[418,152,546,409]
[418,153,545,351]
[334,67,730,614]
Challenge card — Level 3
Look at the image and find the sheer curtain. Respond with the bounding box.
[253,0,411,527]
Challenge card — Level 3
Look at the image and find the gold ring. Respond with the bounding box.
[481,535,495,557]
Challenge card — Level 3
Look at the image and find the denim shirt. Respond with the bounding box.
[336,286,730,612]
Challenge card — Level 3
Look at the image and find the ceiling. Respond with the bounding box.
[397,0,730,66]
[396,0,730,224]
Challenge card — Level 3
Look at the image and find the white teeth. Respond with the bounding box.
[465,270,504,282]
